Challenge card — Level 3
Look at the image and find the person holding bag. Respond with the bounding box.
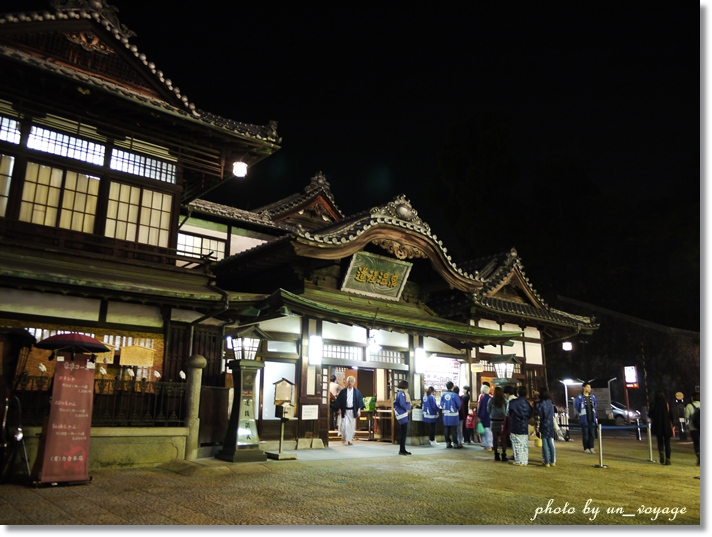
[477,384,493,451]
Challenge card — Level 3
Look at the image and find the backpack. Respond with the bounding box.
[691,403,700,429]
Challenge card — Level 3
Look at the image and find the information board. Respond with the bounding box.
[301,404,319,420]
[40,355,95,483]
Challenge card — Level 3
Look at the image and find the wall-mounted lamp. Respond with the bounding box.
[232,161,248,178]
[415,347,426,374]
[366,330,381,354]
[489,354,521,380]
[562,341,573,351]
[308,335,323,365]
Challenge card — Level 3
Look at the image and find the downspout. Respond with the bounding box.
[178,207,193,230]
[188,281,231,357]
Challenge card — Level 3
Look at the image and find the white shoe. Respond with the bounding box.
[429,440,439,446]
[551,462,556,466]
[544,463,550,467]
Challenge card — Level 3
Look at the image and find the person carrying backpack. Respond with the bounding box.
[685,393,700,466]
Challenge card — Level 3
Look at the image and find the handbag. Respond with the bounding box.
[476,421,485,435]
[466,414,475,429]
[534,431,543,447]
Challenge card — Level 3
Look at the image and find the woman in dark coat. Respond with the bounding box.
[649,390,674,465]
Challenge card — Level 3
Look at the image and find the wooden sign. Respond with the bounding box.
[119,345,154,367]
[341,251,412,301]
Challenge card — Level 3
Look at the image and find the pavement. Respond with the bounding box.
[0,434,702,526]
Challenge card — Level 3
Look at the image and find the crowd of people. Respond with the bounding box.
[330,375,700,467]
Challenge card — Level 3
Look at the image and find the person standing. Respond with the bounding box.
[536,388,556,467]
[488,386,509,462]
[440,381,461,448]
[574,382,597,454]
[394,380,412,455]
[329,374,342,431]
[452,385,463,448]
[335,375,365,446]
[507,385,533,466]
[477,384,493,451]
[460,386,473,444]
[685,393,700,466]
[422,386,440,445]
[649,390,674,465]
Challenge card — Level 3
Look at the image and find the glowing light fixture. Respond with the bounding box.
[562,341,573,351]
[415,347,426,374]
[232,161,248,177]
[489,354,521,380]
[366,330,381,354]
[308,335,323,365]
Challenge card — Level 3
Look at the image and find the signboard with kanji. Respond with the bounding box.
[341,251,412,301]
[38,355,95,483]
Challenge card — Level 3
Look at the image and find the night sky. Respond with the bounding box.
[3,1,701,331]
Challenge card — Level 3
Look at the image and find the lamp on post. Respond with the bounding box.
[217,326,271,463]
[558,378,583,420]
[489,354,521,387]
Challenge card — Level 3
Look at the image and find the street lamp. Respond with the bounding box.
[217,326,271,463]
[558,378,582,419]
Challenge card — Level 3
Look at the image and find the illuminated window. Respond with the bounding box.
[0,116,20,145]
[323,344,364,361]
[105,182,172,247]
[110,149,176,184]
[18,162,100,232]
[27,126,105,165]
[0,153,14,217]
[177,233,225,261]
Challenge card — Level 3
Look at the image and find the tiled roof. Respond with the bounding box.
[0,2,280,144]
[187,199,297,232]
[253,172,344,219]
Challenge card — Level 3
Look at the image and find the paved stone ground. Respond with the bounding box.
[0,436,701,526]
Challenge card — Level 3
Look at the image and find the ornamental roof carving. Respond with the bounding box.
[186,199,297,232]
[0,1,280,144]
[254,172,343,220]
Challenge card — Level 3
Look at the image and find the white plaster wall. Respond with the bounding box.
[180,223,227,240]
[478,319,500,330]
[525,341,544,365]
[0,289,100,321]
[322,321,367,343]
[230,235,267,256]
[107,302,162,327]
[170,308,224,326]
[259,316,302,334]
[524,326,541,339]
[511,339,525,358]
[423,336,464,355]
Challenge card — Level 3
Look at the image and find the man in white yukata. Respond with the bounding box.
[334,375,365,445]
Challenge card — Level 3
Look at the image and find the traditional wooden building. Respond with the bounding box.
[0,1,596,467]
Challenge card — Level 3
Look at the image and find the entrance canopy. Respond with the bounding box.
[231,288,521,350]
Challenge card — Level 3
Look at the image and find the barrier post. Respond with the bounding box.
[646,423,656,463]
[636,418,641,441]
[593,423,608,468]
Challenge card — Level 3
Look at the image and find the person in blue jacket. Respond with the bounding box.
[394,379,412,455]
[440,381,461,448]
[536,388,556,467]
[573,382,597,454]
[507,385,533,465]
[422,385,440,445]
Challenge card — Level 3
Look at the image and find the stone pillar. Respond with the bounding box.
[185,354,207,460]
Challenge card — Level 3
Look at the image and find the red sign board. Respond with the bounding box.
[40,355,95,483]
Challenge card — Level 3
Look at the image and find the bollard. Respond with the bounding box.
[646,423,656,463]
[593,423,608,468]
[636,418,641,441]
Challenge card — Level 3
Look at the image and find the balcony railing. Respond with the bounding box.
[12,375,186,428]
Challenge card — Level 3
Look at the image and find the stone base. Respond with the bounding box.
[266,451,297,460]
[296,438,312,450]
[215,446,267,463]
[311,438,325,449]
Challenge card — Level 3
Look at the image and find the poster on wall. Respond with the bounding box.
[39,355,95,483]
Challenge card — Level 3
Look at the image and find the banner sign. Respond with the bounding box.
[119,345,154,367]
[40,355,95,483]
[341,251,412,301]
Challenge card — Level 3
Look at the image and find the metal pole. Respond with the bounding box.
[594,423,608,468]
[646,423,656,462]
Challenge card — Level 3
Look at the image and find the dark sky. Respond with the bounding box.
[3,1,701,330]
